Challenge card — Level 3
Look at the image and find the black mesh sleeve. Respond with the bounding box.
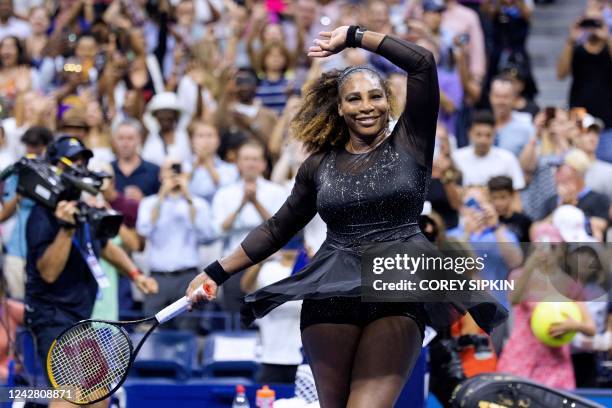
[239,153,322,263]
[377,36,440,169]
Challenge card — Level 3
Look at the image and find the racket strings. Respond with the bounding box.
[49,321,132,404]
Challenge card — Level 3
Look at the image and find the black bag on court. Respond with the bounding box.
[450,373,604,408]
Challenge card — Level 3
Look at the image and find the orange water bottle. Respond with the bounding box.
[255,385,275,408]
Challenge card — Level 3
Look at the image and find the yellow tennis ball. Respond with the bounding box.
[530,302,582,347]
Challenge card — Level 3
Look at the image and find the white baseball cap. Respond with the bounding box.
[582,114,604,132]
[552,205,597,243]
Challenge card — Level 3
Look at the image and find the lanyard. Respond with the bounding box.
[72,223,110,289]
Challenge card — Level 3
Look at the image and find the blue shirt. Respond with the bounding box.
[188,157,239,203]
[25,205,105,319]
[495,112,535,156]
[447,225,520,309]
[136,195,216,272]
[112,159,161,197]
[2,175,35,258]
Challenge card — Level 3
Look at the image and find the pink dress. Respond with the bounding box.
[497,301,575,389]
[497,269,575,389]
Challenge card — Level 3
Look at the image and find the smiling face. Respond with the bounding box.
[0,37,19,68]
[338,71,390,139]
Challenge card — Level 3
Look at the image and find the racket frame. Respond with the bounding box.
[47,317,158,405]
[46,283,209,404]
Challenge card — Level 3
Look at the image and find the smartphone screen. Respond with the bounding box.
[464,197,481,211]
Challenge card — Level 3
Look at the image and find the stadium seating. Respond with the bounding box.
[131,330,198,380]
[12,328,45,386]
[200,331,260,379]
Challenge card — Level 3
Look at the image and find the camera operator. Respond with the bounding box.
[24,136,158,388]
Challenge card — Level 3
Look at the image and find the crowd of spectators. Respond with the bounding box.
[0,0,610,396]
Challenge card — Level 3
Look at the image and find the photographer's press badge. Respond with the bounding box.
[73,223,110,289]
[86,252,110,289]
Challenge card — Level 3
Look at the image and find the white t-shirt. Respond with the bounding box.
[0,149,13,171]
[256,260,303,365]
[0,17,31,40]
[142,129,192,166]
[453,145,526,189]
[2,118,25,161]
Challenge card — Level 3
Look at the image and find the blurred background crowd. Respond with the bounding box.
[0,0,610,402]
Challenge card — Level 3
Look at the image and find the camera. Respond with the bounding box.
[579,18,603,29]
[0,156,123,240]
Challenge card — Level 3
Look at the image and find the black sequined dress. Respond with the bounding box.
[239,36,508,333]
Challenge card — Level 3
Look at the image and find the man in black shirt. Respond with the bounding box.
[24,137,158,387]
[488,176,532,242]
[111,119,161,200]
[557,16,612,133]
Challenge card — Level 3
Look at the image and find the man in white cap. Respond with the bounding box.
[552,205,597,243]
[574,115,612,216]
[539,149,609,241]
[142,92,191,166]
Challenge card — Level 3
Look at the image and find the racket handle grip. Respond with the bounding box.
[155,284,209,324]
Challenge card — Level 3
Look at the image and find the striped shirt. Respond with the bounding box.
[256,77,291,114]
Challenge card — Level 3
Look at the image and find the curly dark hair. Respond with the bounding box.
[291,66,398,153]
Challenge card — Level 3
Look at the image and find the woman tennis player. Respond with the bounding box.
[188,26,507,407]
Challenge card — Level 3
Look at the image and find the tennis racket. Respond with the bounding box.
[46,283,211,405]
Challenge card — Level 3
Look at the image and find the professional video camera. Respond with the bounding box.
[0,156,123,240]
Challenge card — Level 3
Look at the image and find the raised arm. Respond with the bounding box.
[306,27,439,167]
[362,32,440,168]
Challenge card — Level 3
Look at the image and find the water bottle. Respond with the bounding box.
[232,384,250,408]
[255,385,275,408]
